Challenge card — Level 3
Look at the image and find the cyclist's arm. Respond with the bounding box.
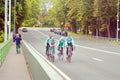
[64,38,67,47]
[71,37,74,46]
[45,38,49,46]
[57,39,60,47]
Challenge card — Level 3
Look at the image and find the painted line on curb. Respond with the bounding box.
[26,41,71,80]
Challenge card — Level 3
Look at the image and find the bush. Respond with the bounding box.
[0,30,4,43]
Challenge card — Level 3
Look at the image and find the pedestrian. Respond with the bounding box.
[13,33,16,42]
[15,33,22,54]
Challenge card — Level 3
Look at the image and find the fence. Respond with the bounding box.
[0,40,12,65]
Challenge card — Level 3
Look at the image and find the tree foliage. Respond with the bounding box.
[0,0,119,39]
[43,0,119,38]
[0,0,42,32]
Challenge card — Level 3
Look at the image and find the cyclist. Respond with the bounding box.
[66,35,74,56]
[49,37,56,54]
[45,36,52,55]
[49,37,56,62]
[57,37,66,56]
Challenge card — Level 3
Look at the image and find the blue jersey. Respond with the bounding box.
[15,37,22,45]
[66,36,74,45]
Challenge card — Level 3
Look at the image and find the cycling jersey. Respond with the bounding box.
[66,36,74,55]
[46,38,51,45]
[66,36,74,45]
[58,39,65,47]
[49,38,56,54]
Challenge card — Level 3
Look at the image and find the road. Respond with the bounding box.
[21,28,120,80]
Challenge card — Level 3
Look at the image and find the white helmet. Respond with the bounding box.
[51,37,54,40]
[61,37,64,40]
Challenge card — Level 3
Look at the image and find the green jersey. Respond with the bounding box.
[58,39,65,47]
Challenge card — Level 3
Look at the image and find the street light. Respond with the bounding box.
[9,0,11,40]
[14,0,16,33]
[116,0,119,41]
[4,0,8,42]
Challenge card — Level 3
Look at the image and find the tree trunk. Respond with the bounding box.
[71,18,77,33]
[106,18,111,38]
[98,19,101,36]
[92,26,96,36]
[62,20,65,31]
[85,26,89,35]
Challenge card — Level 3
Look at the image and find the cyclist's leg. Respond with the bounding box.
[53,47,55,53]
[46,43,50,55]
[66,48,68,55]
[61,47,63,55]
[69,43,73,51]
[67,43,71,55]
[66,45,68,55]
[58,44,60,50]
[46,46,47,54]
[52,47,55,62]
[69,43,73,55]
[46,44,48,54]
[61,47,64,60]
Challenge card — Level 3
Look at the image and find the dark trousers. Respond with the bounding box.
[16,44,20,53]
[58,46,63,55]
[66,43,73,55]
[46,43,50,55]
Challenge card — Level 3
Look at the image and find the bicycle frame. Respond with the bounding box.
[48,45,55,62]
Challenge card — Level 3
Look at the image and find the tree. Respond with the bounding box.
[0,0,5,31]
[93,0,117,38]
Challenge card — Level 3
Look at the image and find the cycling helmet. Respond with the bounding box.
[49,35,52,39]
[51,37,54,40]
[61,37,64,41]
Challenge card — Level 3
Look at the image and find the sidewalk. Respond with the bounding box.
[0,43,31,80]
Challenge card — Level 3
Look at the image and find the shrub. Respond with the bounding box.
[0,30,4,43]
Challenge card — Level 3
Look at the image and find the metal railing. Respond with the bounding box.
[0,40,12,65]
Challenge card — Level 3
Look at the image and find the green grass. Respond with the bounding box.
[68,31,81,37]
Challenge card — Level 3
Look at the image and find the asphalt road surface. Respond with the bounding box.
[21,28,120,80]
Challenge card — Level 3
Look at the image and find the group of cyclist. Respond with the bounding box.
[45,34,74,61]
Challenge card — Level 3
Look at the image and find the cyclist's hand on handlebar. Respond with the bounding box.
[73,46,75,50]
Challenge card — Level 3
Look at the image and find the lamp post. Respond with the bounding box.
[4,0,8,42]
[9,0,11,39]
[116,0,119,41]
[14,0,16,33]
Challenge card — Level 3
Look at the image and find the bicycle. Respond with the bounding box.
[57,46,63,61]
[66,45,73,63]
[48,45,55,62]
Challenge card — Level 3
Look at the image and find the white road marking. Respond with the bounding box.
[75,45,120,56]
[25,41,71,80]
[92,57,103,62]
[36,30,120,56]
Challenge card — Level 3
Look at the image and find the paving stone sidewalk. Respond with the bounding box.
[0,43,31,80]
